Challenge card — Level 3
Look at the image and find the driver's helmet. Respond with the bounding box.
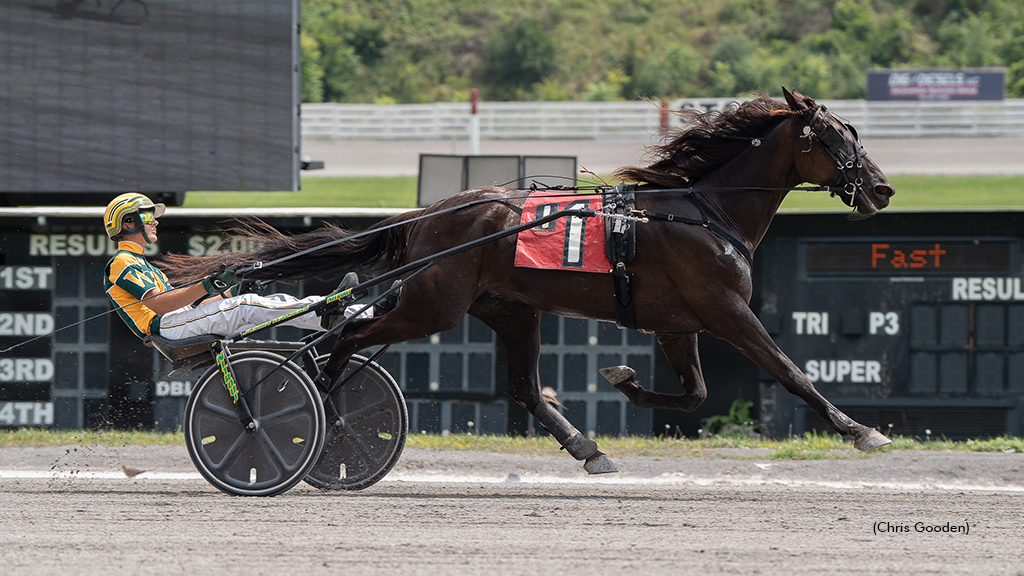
[103,193,166,239]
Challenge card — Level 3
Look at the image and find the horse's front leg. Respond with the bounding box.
[707,302,891,451]
[600,333,708,411]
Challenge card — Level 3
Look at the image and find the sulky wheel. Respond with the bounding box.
[184,351,325,497]
[304,353,408,491]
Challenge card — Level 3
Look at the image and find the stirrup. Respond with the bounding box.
[319,273,361,329]
[317,273,361,316]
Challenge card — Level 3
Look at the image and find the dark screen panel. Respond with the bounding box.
[0,0,298,193]
[805,241,1012,274]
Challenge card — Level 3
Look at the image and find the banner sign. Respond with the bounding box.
[868,68,1005,101]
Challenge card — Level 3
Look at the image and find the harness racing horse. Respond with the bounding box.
[160,88,896,473]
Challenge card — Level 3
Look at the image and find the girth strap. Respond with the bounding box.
[642,194,753,266]
[604,185,638,330]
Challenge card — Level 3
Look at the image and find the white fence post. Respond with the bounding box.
[469,89,480,155]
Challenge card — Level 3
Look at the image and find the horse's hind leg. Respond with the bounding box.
[709,304,891,451]
[601,333,708,411]
[470,298,617,474]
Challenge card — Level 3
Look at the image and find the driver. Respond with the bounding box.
[102,193,382,341]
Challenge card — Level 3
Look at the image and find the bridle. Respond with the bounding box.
[801,105,868,208]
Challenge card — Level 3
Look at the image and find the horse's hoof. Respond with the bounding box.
[599,365,635,386]
[563,433,599,460]
[854,429,892,451]
[584,452,618,474]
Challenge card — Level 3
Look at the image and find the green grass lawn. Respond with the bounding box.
[183,176,419,209]
[182,175,1023,210]
[780,175,1024,211]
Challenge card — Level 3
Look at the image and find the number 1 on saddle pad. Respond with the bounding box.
[514,193,610,273]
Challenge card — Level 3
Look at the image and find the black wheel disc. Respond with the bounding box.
[184,351,325,496]
[304,354,408,490]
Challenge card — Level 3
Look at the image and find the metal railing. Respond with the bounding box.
[302,99,1024,140]
[302,101,664,140]
[818,99,1024,138]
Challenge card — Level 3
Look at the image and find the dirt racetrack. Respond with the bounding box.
[2,446,1023,576]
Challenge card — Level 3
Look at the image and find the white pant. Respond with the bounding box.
[157,293,370,340]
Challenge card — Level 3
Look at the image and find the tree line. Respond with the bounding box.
[300,0,1024,103]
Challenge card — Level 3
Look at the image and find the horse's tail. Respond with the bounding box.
[157,211,422,285]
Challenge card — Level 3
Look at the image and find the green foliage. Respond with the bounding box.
[299,0,1024,102]
[703,397,759,438]
[583,68,631,101]
[301,32,325,103]
[479,17,558,100]
[628,44,702,99]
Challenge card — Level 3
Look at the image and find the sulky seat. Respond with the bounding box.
[144,333,314,376]
[144,333,223,362]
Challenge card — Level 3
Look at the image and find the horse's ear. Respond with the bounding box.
[782,87,801,110]
[791,88,816,108]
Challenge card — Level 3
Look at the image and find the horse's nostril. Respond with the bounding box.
[876,184,895,198]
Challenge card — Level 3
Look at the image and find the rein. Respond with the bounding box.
[238,196,517,276]
[233,182,835,281]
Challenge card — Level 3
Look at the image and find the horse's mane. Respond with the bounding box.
[614,94,811,188]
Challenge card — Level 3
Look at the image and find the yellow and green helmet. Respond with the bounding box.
[103,193,165,240]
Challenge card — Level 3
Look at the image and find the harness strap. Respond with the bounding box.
[641,194,753,266]
[605,185,638,330]
[804,105,867,208]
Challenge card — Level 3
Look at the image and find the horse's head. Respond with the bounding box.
[782,88,895,216]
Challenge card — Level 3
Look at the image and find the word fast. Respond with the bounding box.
[871,243,946,269]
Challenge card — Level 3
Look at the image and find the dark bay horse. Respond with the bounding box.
[161,88,896,473]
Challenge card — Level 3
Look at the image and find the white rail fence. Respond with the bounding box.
[302,99,1024,140]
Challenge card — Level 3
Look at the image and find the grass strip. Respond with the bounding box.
[180,175,1023,210]
[0,429,185,448]
[779,175,1024,211]
[3,429,1022,459]
[183,176,418,209]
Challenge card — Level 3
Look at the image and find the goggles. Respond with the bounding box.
[139,211,156,225]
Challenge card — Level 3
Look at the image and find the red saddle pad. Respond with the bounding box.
[514,192,610,273]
